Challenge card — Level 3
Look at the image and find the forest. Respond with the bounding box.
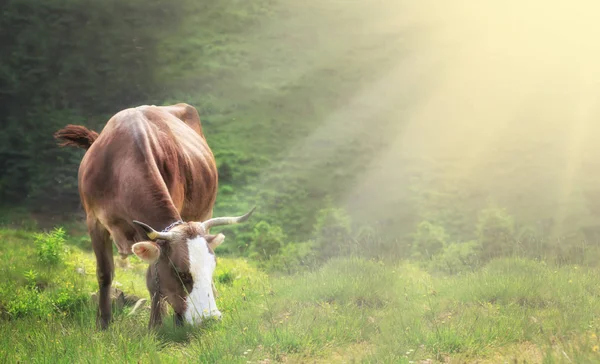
[2,0,600,362]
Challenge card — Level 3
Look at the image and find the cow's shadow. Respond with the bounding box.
[156,316,220,345]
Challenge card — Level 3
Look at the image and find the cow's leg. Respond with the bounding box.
[147,267,164,329]
[89,218,114,330]
[149,291,164,328]
[110,229,132,269]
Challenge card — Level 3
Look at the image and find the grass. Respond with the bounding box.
[1,227,600,363]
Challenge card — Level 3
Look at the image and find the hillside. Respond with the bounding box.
[153,0,424,242]
[159,0,600,248]
[2,0,600,256]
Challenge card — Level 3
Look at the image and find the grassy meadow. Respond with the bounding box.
[1,226,600,363]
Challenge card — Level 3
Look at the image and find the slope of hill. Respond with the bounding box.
[3,0,600,253]
[157,0,600,249]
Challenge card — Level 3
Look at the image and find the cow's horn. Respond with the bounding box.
[132,220,174,241]
[201,207,256,230]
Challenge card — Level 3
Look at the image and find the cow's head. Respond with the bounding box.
[131,208,255,325]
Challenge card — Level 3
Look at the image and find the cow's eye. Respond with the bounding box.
[178,272,193,284]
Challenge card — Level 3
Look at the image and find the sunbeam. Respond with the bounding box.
[338,0,600,237]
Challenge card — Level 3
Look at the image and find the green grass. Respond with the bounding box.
[1,227,600,363]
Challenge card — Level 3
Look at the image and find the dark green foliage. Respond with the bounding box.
[214,149,268,186]
[0,0,178,114]
[0,0,185,208]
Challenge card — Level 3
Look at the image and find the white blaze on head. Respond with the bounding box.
[184,236,221,324]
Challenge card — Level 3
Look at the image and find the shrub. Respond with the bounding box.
[267,241,317,274]
[249,221,285,261]
[24,269,39,290]
[429,240,481,274]
[34,227,67,265]
[410,221,448,260]
[216,270,235,285]
[5,284,87,319]
[6,289,49,319]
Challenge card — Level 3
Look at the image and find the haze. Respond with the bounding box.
[316,0,600,239]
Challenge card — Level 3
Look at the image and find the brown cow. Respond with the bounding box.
[54,103,254,329]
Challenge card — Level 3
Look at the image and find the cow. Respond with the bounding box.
[54,103,254,330]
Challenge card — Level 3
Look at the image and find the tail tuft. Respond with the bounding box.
[54,125,99,150]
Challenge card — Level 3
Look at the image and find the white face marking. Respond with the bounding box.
[184,236,221,324]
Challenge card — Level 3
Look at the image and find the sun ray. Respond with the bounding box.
[553,80,597,236]
[338,0,600,236]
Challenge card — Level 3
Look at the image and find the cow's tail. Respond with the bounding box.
[54,125,99,150]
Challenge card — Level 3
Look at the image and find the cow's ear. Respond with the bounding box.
[205,233,225,251]
[132,241,161,263]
